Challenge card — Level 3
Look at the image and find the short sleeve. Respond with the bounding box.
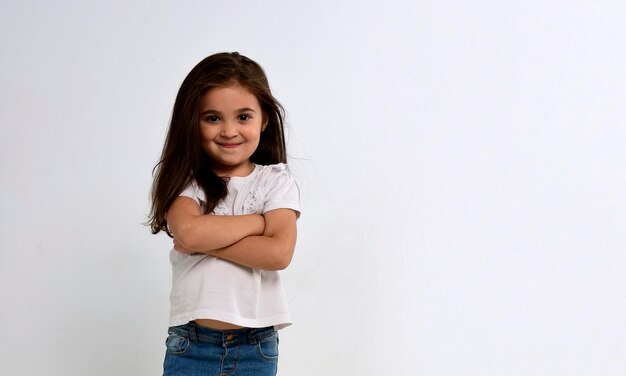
[178,180,206,208]
[263,165,301,218]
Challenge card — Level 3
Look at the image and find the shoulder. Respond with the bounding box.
[254,163,296,187]
[254,164,300,215]
[178,179,206,205]
[255,163,291,175]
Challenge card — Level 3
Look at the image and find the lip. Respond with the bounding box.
[217,143,241,148]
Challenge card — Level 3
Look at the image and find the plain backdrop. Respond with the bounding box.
[1,1,625,375]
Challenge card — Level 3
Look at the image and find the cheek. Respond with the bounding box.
[199,127,214,143]
[247,124,264,140]
[249,134,262,148]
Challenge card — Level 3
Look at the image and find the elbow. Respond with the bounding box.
[270,247,294,271]
[174,228,203,251]
[271,259,290,271]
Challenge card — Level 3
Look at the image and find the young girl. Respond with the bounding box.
[149,52,300,376]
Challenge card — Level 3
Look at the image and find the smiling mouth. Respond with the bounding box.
[217,143,241,148]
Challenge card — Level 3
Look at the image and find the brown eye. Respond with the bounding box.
[206,115,220,123]
[238,114,251,121]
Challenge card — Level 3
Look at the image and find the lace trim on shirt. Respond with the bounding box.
[242,164,287,214]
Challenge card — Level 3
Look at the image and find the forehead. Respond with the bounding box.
[200,84,261,111]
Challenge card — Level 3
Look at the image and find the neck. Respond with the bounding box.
[212,161,255,178]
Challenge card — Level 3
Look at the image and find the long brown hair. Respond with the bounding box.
[149,52,287,235]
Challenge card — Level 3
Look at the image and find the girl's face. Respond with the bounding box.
[198,84,265,177]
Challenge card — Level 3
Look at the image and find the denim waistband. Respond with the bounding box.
[168,322,276,347]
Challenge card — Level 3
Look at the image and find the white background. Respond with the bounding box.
[2,1,625,374]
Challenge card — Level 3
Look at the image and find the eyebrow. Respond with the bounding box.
[200,108,257,116]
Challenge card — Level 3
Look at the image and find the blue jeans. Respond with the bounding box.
[163,322,279,376]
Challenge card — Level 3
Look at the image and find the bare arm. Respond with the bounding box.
[176,208,297,271]
[167,196,265,251]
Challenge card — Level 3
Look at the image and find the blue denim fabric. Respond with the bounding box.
[163,322,279,376]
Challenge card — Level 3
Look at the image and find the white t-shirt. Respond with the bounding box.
[168,163,300,329]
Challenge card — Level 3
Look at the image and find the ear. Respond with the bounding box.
[262,121,268,132]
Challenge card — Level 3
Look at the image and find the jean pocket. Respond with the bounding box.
[165,331,190,355]
[256,332,279,361]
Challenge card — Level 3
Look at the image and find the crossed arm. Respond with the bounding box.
[166,196,297,270]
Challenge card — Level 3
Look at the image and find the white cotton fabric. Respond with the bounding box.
[168,163,300,330]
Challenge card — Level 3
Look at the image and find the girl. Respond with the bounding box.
[149,52,300,376]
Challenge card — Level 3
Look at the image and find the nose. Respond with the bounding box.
[220,120,238,138]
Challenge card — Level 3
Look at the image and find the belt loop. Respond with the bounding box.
[248,330,257,345]
[188,322,197,342]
